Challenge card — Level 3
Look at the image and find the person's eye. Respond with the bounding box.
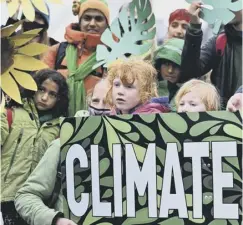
[171,23,178,28]
[49,92,58,99]
[191,103,197,106]
[84,16,91,21]
[179,102,184,106]
[96,16,104,22]
[92,99,99,103]
[113,82,120,87]
[126,85,133,89]
[38,87,45,93]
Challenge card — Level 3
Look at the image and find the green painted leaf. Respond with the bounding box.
[106,117,132,133]
[122,208,158,225]
[224,157,240,171]
[125,132,140,142]
[117,114,133,120]
[208,220,227,225]
[157,147,166,166]
[158,121,181,151]
[223,124,242,140]
[96,223,113,225]
[100,158,111,176]
[132,121,156,141]
[60,122,74,145]
[157,175,163,190]
[104,119,121,156]
[100,176,114,187]
[186,194,193,207]
[75,185,84,198]
[158,217,184,225]
[187,112,199,121]
[94,124,104,144]
[203,192,213,205]
[121,136,146,163]
[70,212,80,223]
[188,210,205,223]
[223,162,241,182]
[102,188,113,199]
[138,193,147,206]
[140,114,156,123]
[83,209,102,225]
[206,111,242,125]
[210,124,222,135]
[190,121,223,136]
[228,220,240,225]
[71,117,101,143]
[203,136,239,142]
[160,113,188,133]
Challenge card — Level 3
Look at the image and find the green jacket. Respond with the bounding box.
[15,139,62,225]
[1,99,60,202]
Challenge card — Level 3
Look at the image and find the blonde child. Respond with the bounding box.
[175,79,221,112]
[106,59,170,115]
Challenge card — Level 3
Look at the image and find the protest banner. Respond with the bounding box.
[60,111,242,225]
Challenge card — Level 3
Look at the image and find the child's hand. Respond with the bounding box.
[188,1,202,24]
[56,218,78,225]
[227,93,243,112]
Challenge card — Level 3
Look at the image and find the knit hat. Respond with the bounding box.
[169,9,190,25]
[72,0,110,23]
[154,38,184,66]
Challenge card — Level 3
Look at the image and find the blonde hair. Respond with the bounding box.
[175,79,221,111]
[106,58,158,106]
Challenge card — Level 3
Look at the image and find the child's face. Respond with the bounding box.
[177,91,207,113]
[112,77,141,114]
[90,80,110,110]
[34,79,59,111]
[160,60,180,83]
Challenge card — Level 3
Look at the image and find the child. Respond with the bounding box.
[106,59,170,115]
[154,38,184,111]
[1,69,69,225]
[175,79,221,112]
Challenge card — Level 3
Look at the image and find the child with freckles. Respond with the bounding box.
[106,59,170,115]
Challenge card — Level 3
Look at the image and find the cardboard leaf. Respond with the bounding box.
[1,92,6,111]
[32,0,48,15]
[17,42,49,56]
[1,20,23,37]
[7,0,19,17]
[10,28,43,46]
[93,0,156,70]
[11,68,37,91]
[14,54,48,71]
[1,71,22,104]
[21,0,35,21]
[185,0,243,34]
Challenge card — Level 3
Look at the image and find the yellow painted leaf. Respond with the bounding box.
[21,0,35,21]
[10,28,42,47]
[32,0,48,14]
[47,0,62,3]
[14,54,48,71]
[1,20,22,37]
[11,68,37,91]
[7,0,20,18]
[1,71,22,104]
[17,42,49,56]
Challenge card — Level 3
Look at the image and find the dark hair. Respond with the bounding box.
[33,69,69,117]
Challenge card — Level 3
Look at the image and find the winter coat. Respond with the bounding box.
[111,102,170,115]
[15,139,62,225]
[1,99,60,202]
[42,23,103,93]
[181,23,242,106]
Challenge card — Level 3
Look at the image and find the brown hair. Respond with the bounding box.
[106,58,158,106]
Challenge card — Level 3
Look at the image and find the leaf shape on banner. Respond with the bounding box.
[208,220,227,225]
[223,124,242,140]
[83,209,102,225]
[106,117,131,133]
[158,217,184,225]
[207,111,242,125]
[93,0,156,69]
[1,20,22,37]
[185,0,243,34]
[190,121,223,136]
[132,121,156,141]
[188,210,205,223]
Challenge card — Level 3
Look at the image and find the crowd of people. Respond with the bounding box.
[1,0,242,224]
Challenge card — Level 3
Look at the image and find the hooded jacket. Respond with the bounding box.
[1,99,60,202]
[181,23,242,107]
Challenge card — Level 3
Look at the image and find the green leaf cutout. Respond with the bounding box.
[223,124,242,140]
[229,220,240,225]
[94,124,104,144]
[102,189,113,199]
[83,209,102,225]
[210,124,222,135]
[93,0,156,69]
[132,121,156,141]
[140,114,156,123]
[125,132,140,142]
[190,121,223,136]
[187,112,200,121]
[207,111,242,125]
[208,220,227,225]
[223,162,241,182]
[158,217,185,225]
[160,113,188,133]
[60,122,74,146]
[188,210,205,223]
[106,117,132,133]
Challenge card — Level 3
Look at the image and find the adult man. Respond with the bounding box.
[166,9,190,40]
[180,1,242,107]
[43,0,110,116]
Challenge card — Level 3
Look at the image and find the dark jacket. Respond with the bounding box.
[236,85,242,94]
[181,23,242,107]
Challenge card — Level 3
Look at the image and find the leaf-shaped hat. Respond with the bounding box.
[93,0,156,70]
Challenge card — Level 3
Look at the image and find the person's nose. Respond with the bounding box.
[117,86,125,96]
[89,18,96,27]
[168,64,173,74]
[41,92,48,101]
